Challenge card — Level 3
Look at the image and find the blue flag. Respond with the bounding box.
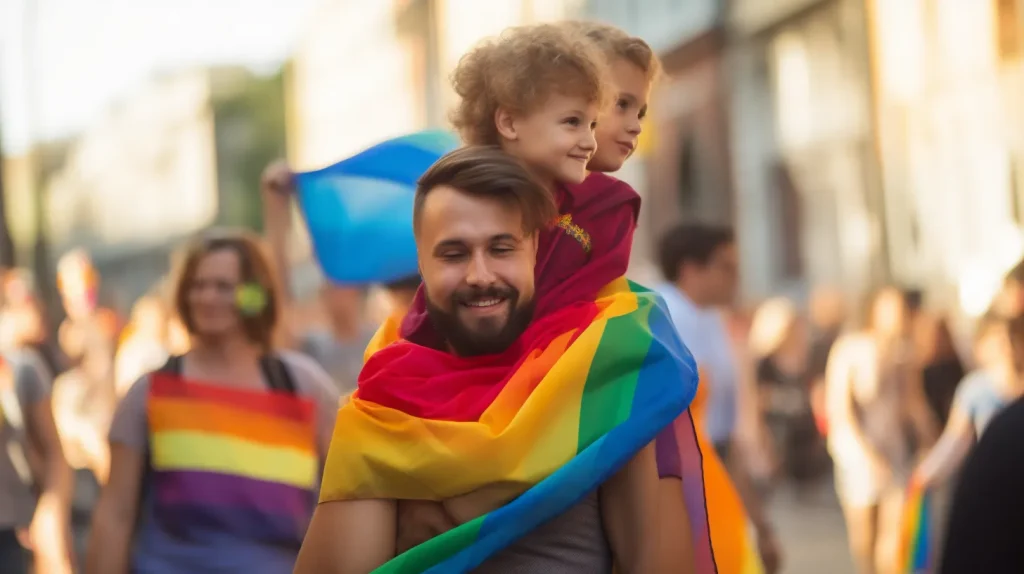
[295,130,460,284]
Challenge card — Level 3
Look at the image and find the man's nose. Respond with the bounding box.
[465,253,497,286]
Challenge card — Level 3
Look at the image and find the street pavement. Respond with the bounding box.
[769,478,855,574]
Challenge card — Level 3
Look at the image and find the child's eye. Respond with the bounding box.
[617,99,629,110]
[590,120,598,130]
[563,117,581,127]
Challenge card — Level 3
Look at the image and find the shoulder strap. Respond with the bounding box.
[260,355,296,395]
[154,354,294,394]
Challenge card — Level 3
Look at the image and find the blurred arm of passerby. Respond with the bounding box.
[7,356,75,574]
[84,395,145,574]
[732,340,778,488]
[260,160,300,348]
[912,396,975,489]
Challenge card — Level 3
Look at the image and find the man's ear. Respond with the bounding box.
[494,107,518,142]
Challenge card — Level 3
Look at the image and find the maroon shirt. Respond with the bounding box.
[399,172,640,347]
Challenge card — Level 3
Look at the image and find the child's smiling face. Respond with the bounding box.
[495,93,600,188]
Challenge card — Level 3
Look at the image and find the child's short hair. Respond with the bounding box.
[450,23,611,146]
[562,21,662,83]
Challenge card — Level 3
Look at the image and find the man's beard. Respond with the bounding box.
[425,285,535,357]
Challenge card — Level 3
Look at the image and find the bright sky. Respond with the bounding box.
[0,0,318,153]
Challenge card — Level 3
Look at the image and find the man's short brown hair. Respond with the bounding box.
[414,146,557,236]
[450,23,611,146]
[561,21,663,83]
[171,229,281,350]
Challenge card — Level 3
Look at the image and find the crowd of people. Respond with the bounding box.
[0,16,1022,574]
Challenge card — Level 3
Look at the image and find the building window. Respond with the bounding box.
[773,161,804,279]
[997,0,1022,62]
[677,132,699,214]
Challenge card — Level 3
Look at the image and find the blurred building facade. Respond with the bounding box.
[38,67,285,310]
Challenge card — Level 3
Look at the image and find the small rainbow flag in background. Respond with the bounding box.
[900,483,933,574]
[295,130,461,285]
[320,278,706,572]
[147,374,319,545]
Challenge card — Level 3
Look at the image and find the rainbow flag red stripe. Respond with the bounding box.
[320,278,708,572]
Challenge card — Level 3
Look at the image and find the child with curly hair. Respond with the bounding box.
[399,22,643,347]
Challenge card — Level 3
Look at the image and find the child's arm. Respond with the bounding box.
[601,443,689,573]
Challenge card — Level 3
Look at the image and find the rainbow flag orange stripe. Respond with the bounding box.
[147,375,319,544]
[320,278,708,572]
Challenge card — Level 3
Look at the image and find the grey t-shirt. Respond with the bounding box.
[0,350,53,529]
[108,351,340,574]
[300,327,375,395]
[474,491,611,573]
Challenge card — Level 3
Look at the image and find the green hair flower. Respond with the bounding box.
[235,283,268,316]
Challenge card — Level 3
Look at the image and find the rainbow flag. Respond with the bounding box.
[147,374,319,544]
[899,484,933,574]
[321,278,704,572]
[295,130,460,285]
[657,403,763,573]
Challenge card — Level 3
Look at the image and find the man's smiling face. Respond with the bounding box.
[417,184,538,356]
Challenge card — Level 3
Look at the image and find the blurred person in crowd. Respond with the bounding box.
[2,270,67,377]
[825,287,937,574]
[55,250,119,474]
[939,317,1024,573]
[260,162,381,394]
[0,347,74,572]
[914,313,966,426]
[114,294,174,397]
[656,222,780,572]
[807,285,848,436]
[990,258,1024,318]
[86,230,339,574]
[749,297,823,491]
[913,313,1022,489]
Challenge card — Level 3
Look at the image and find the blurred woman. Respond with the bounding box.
[85,230,340,574]
[825,287,937,574]
[749,298,822,491]
[913,313,1023,489]
[913,314,966,427]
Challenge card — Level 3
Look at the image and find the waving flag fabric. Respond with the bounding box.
[900,483,933,574]
[295,130,460,284]
[658,381,763,574]
[320,278,706,573]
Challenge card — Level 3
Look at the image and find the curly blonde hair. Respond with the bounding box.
[450,23,612,146]
[561,20,663,83]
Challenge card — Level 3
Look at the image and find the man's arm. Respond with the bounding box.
[600,443,678,573]
[295,499,398,574]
